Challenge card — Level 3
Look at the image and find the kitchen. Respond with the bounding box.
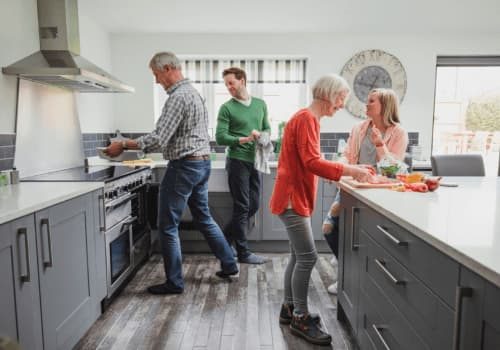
[1,0,500,349]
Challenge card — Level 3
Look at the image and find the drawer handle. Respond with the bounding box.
[376,225,408,246]
[351,207,360,251]
[453,286,473,350]
[40,218,53,268]
[374,258,406,286]
[17,228,31,283]
[372,324,391,350]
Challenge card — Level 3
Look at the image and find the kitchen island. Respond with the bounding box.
[337,177,500,350]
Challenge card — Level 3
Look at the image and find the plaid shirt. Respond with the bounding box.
[136,79,210,160]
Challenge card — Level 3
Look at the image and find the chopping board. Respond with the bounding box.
[341,177,401,189]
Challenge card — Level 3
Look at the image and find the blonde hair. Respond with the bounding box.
[312,74,350,103]
[370,88,400,126]
[149,52,181,70]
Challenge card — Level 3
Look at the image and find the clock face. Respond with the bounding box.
[341,50,407,119]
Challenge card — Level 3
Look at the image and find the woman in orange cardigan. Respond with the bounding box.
[270,74,374,346]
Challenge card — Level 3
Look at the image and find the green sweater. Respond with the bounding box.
[216,97,271,163]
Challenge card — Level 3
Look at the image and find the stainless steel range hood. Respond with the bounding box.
[2,0,134,93]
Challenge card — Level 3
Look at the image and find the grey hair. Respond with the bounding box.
[312,74,350,103]
[149,52,181,70]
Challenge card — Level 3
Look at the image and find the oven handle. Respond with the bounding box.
[98,194,106,232]
[105,192,137,209]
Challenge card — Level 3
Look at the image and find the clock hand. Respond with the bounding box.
[369,76,379,90]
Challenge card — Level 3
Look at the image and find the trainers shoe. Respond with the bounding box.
[330,256,338,267]
[238,253,269,264]
[147,282,183,295]
[327,282,337,295]
[215,268,239,278]
[279,303,321,325]
[290,313,332,346]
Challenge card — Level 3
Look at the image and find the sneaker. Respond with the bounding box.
[327,282,337,295]
[290,313,332,345]
[330,256,338,267]
[238,253,269,264]
[147,282,183,295]
[215,268,239,279]
[279,303,321,325]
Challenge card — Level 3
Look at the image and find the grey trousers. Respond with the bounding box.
[279,209,318,315]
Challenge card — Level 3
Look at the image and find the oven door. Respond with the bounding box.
[105,216,136,297]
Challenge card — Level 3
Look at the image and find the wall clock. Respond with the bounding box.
[340,49,407,118]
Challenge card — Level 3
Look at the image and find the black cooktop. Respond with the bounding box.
[22,166,148,183]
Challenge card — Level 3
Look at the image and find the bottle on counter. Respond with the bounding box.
[10,167,19,185]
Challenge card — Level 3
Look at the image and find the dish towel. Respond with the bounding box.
[254,131,274,174]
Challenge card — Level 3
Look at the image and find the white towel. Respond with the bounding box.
[254,131,274,174]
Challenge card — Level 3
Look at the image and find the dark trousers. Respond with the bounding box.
[225,158,260,258]
[324,216,339,258]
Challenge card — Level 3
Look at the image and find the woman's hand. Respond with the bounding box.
[371,126,384,147]
[343,164,375,183]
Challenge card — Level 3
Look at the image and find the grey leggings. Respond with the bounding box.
[279,209,318,315]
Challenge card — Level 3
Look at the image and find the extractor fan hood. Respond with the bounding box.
[2,0,134,93]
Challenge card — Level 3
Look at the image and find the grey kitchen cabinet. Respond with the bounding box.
[0,215,43,350]
[337,190,361,333]
[0,190,101,350]
[456,267,500,350]
[261,168,323,240]
[35,192,98,350]
[338,188,463,349]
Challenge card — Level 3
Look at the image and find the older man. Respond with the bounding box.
[106,52,238,294]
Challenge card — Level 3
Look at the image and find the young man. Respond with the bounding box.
[106,52,238,294]
[216,67,271,264]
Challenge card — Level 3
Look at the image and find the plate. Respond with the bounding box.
[97,147,145,162]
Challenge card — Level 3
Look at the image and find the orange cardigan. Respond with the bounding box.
[270,109,344,217]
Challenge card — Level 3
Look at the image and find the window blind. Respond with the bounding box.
[180,58,307,83]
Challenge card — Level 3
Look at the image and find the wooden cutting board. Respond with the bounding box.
[341,177,401,189]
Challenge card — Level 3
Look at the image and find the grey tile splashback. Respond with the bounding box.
[82,133,148,157]
[0,134,16,171]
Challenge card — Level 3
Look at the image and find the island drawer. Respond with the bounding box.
[358,206,459,307]
[361,231,454,349]
[359,272,430,350]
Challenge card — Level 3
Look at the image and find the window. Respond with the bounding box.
[433,56,500,176]
[154,57,308,139]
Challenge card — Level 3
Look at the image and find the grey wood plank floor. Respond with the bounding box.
[76,254,356,350]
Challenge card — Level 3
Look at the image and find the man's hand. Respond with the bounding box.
[104,141,125,157]
[251,129,261,140]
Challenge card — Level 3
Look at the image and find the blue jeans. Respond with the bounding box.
[158,159,237,289]
[225,158,261,258]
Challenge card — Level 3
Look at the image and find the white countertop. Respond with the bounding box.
[87,155,278,170]
[0,182,103,225]
[339,177,500,288]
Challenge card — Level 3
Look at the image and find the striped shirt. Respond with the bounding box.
[136,79,210,160]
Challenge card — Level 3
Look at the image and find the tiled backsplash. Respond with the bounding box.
[82,133,147,157]
[0,134,16,171]
[3,131,419,168]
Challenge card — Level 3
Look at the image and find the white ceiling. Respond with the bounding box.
[79,0,500,35]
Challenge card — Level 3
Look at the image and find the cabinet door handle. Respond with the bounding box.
[17,228,31,283]
[40,218,53,268]
[376,225,408,246]
[374,258,406,286]
[98,194,106,232]
[350,207,360,250]
[453,286,473,350]
[372,324,391,350]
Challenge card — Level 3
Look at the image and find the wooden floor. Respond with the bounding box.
[76,254,356,350]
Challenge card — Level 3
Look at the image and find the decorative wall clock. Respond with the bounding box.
[340,49,407,118]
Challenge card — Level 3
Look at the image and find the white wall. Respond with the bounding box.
[110,33,500,158]
[0,0,39,133]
